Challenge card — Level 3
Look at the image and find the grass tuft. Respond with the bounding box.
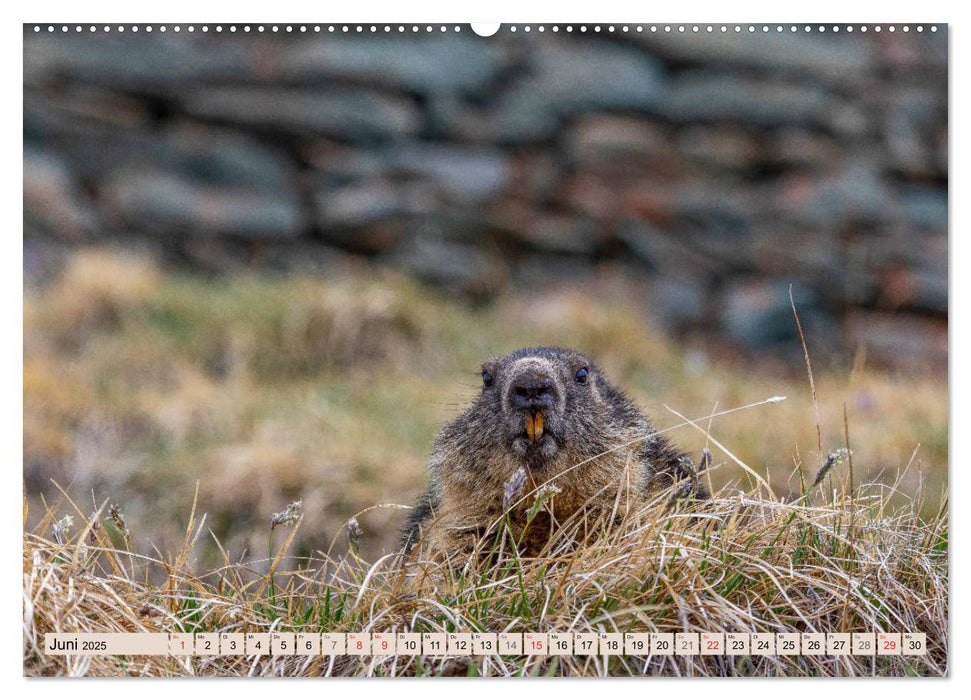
[24,477,947,677]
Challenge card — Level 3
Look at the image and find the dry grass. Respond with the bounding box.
[22,247,948,677]
[23,471,947,677]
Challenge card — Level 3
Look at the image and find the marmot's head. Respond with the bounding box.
[476,347,622,470]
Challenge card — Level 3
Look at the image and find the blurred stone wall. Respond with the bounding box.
[23,26,948,370]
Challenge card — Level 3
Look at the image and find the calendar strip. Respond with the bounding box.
[43,632,928,657]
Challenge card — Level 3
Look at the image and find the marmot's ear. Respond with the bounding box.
[480,360,499,387]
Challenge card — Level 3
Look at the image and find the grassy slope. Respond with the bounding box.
[23,248,948,676]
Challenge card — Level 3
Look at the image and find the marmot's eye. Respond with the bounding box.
[482,371,494,387]
[575,367,589,383]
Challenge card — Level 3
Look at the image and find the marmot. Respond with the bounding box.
[401,347,705,557]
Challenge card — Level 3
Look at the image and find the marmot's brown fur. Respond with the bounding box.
[401,347,705,557]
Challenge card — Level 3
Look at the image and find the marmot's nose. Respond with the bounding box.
[510,376,555,410]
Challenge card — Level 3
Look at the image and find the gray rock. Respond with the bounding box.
[636,32,875,83]
[900,186,947,231]
[776,166,898,230]
[557,171,625,220]
[303,142,390,182]
[314,179,436,231]
[767,127,845,169]
[671,183,755,255]
[26,127,156,185]
[491,205,599,255]
[102,170,306,239]
[506,150,560,201]
[24,35,251,93]
[385,229,502,294]
[512,254,600,288]
[29,120,307,240]
[661,72,868,135]
[748,226,843,282]
[24,87,151,144]
[307,142,511,202]
[876,30,948,73]
[844,229,945,285]
[23,146,98,240]
[648,274,709,329]
[281,36,507,96]
[482,39,666,141]
[908,271,948,315]
[857,235,946,315]
[617,222,722,275]
[244,241,353,276]
[182,87,421,141]
[157,126,300,191]
[385,143,511,201]
[564,115,679,175]
[882,86,948,177]
[519,215,598,255]
[720,280,826,349]
[662,73,823,125]
[820,166,899,225]
[23,236,73,287]
[315,179,399,229]
[677,124,763,170]
[27,110,301,198]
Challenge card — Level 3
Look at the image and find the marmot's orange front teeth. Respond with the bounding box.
[526,411,544,443]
